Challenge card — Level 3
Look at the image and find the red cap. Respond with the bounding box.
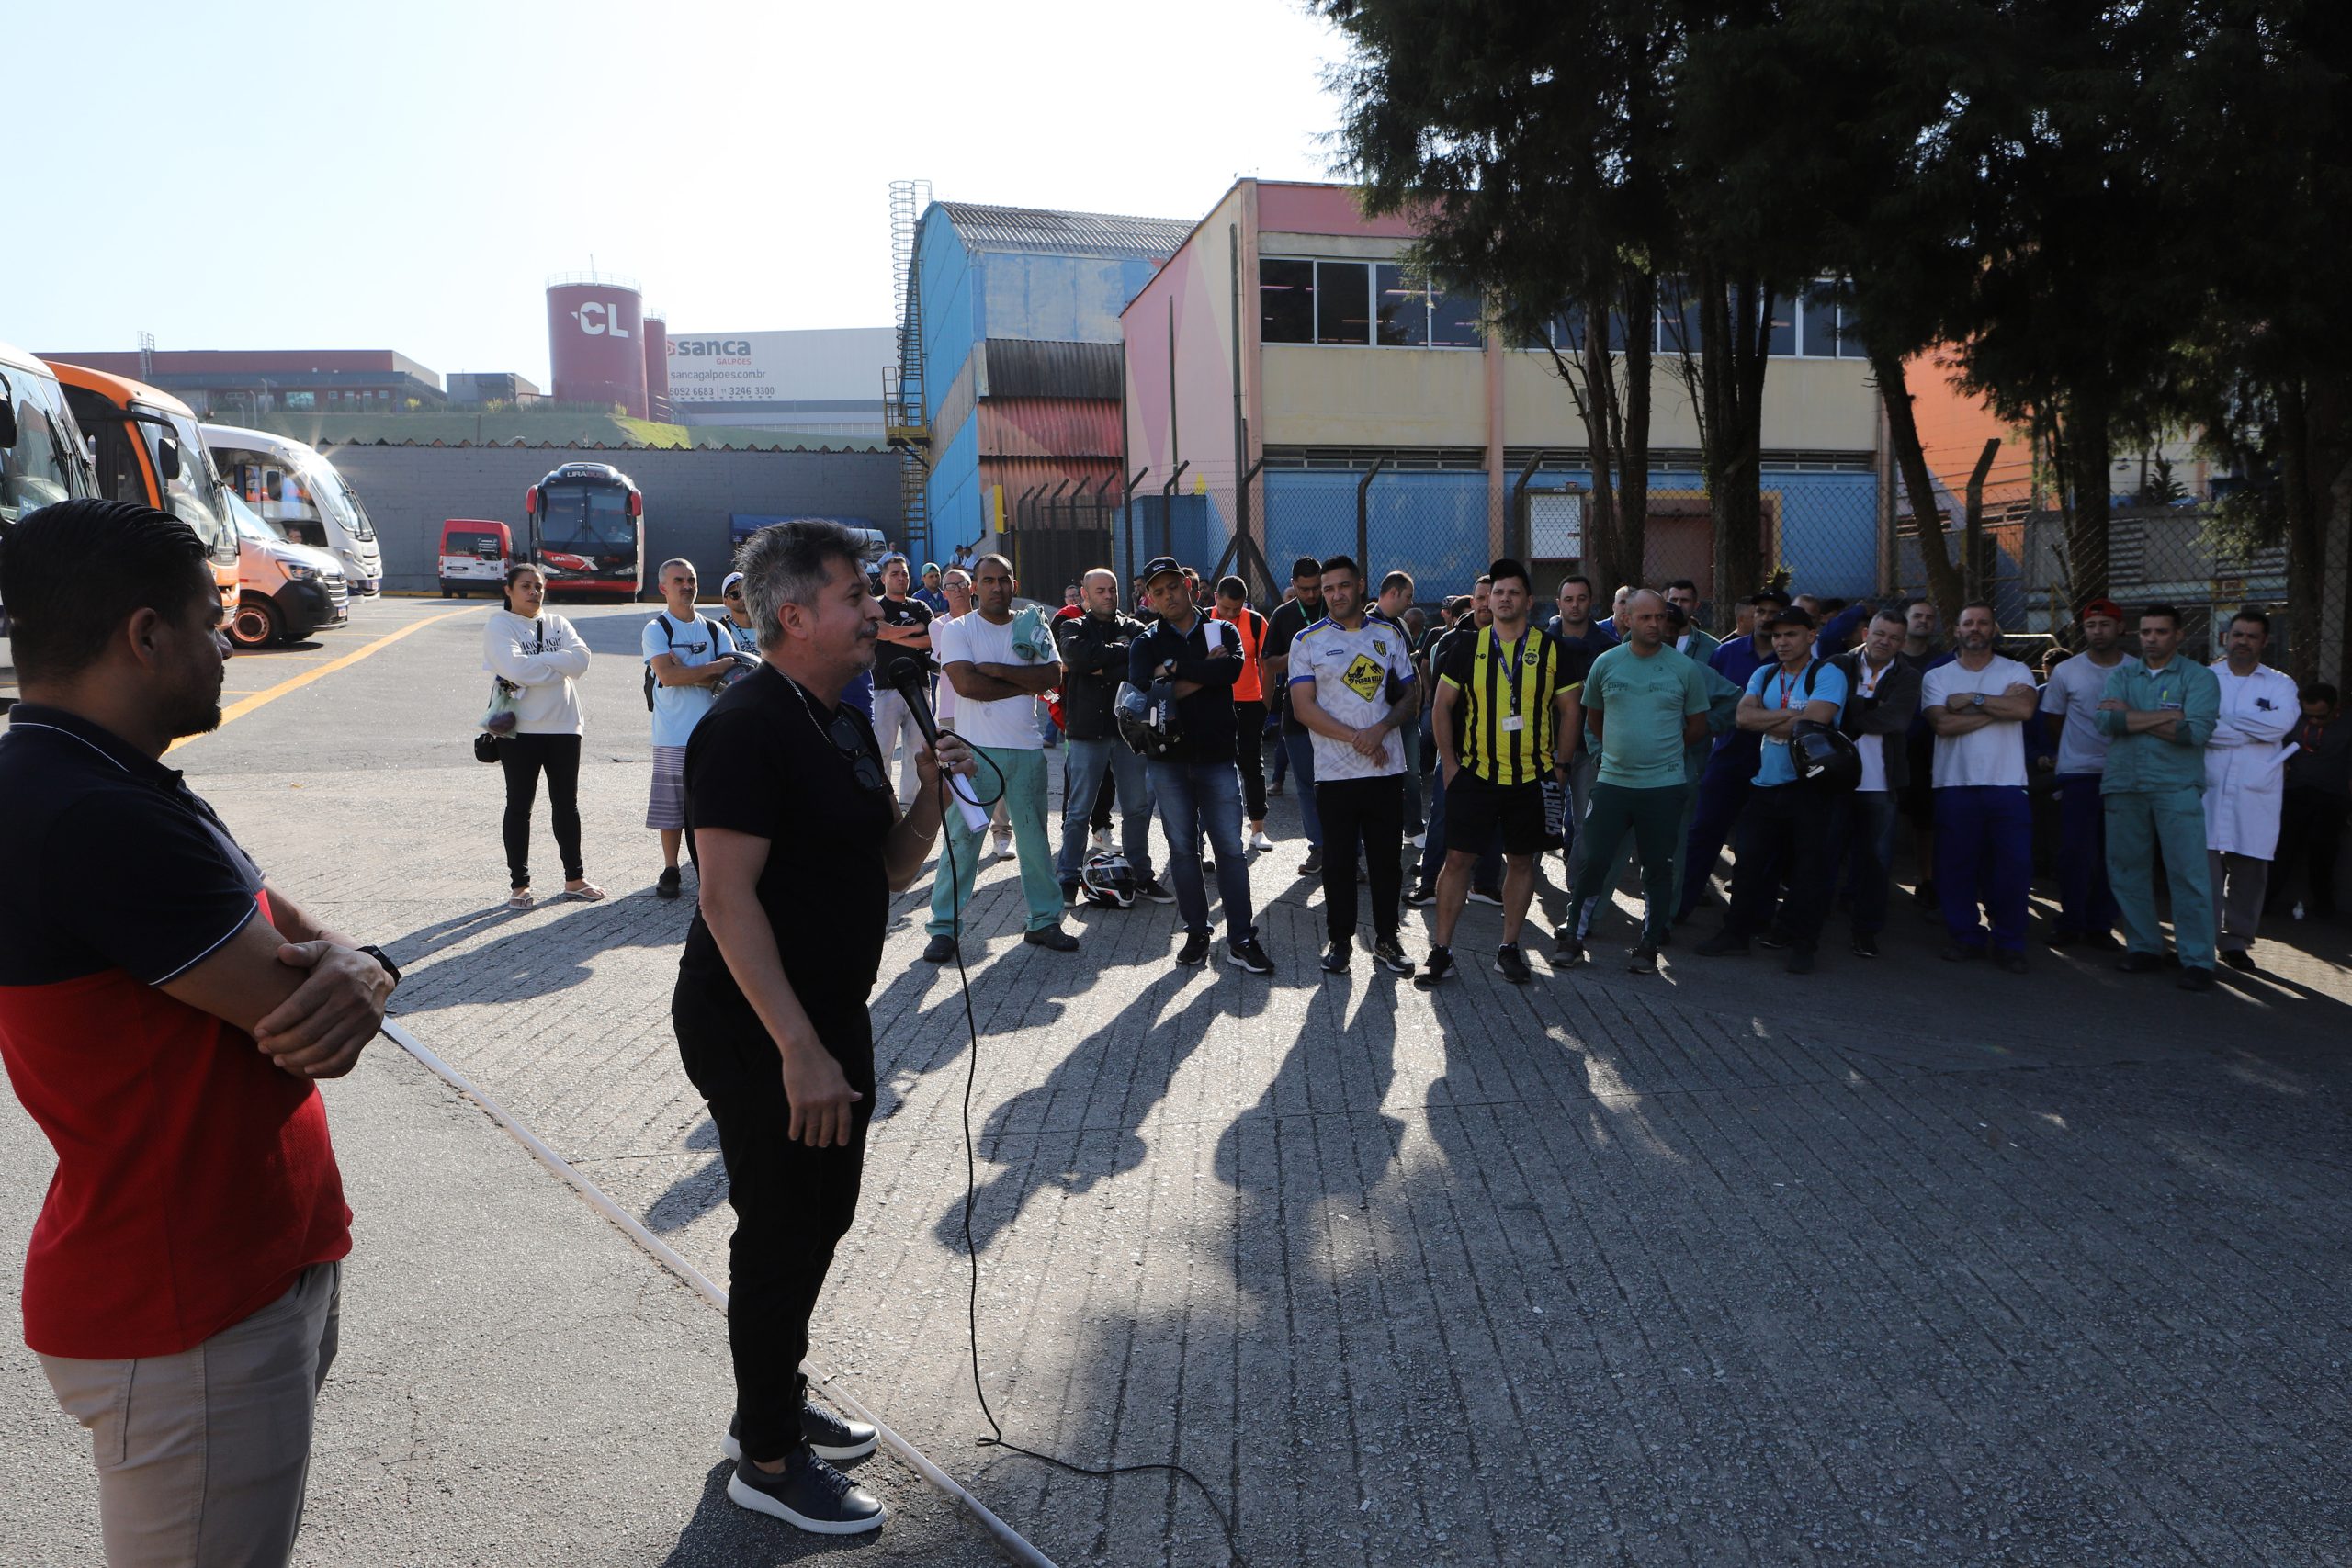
[2082,597,2124,621]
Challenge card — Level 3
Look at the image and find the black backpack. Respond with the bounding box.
[644,613,728,711]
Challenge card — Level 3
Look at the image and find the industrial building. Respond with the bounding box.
[1119,179,1887,606]
[890,191,1192,567]
[40,348,449,420]
[446,371,543,406]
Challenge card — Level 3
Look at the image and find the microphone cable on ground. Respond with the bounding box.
[930,753,1249,1566]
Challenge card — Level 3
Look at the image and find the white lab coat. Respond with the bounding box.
[2202,660,2301,859]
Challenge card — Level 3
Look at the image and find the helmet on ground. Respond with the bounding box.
[1080,851,1137,909]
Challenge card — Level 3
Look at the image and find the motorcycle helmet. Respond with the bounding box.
[1080,851,1137,909]
[1114,680,1182,761]
[1790,721,1861,790]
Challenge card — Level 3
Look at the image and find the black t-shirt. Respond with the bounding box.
[678,664,896,1052]
[879,595,933,635]
[1266,597,1323,733]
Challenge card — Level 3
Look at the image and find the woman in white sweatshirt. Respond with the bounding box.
[483,563,603,907]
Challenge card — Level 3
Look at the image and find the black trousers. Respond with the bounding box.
[1233,699,1269,821]
[673,979,875,1465]
[1725,783,1834,947]
[1317,773,1405,946]
[1091,767,1115,832]
[498,732,583,886]
[2272,786,2347,915]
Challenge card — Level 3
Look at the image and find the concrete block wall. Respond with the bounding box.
[324,446,902,592]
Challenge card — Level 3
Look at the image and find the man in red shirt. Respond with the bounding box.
[1213,575,1275,852]
[0,500,397,1566]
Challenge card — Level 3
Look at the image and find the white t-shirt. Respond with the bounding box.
[1289,615,1417,780]
[936,611,1056,750]
[1920,655,2035,788]
[933,613,962,727]
[1849,653,1898,794]
[2038,651,2138,776]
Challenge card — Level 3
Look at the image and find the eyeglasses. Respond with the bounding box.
[723,590,744,601]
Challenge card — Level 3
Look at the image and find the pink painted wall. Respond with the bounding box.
[1255,182,1424,240]
[1124,183,1253,535]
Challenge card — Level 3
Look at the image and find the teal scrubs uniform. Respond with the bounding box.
[2098,659,2222,968]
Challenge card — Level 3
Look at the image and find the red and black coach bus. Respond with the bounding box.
[525,461,643,599]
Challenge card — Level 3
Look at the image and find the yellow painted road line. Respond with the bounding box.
[169,606,481,753]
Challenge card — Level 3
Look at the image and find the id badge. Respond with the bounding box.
[1502,715,1527,733]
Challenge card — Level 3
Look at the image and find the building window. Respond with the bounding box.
[1428,279,1484,348]
[1376,264,1429,346]
[1316,260,1372,345]
[1261,259,1316,344]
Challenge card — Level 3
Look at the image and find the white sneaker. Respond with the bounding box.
[1090,830,1110,853]
[1409,832,1428,849]
[1250,829,1273,852]
[991,832,1013,860]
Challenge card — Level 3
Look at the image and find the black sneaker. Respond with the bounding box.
[723,1407,877,1464]
[2219,949,2258,974]
[1850,932,1881,959]
[2116,950,2165,973]
[1372,937,1415,976]
[1405,884,1438,908]
[1320,941,1351,974]
[1551,929,1586,965]
[1023,925,1080,952]
[1467,886,1504,907]
[1693,931,1749,957]
[921,933,956,964]
[1626,944,1658,974]
[1414,945,1455,989]
[1756,926,1793,951]
[1061,881,1082,907]
[1175,930,1212,966]
[1939,943,1986,964]
[727,1449,885,1535]
[1136,876,1176,905]
[1495,942,1533,983]
[1785,946,1816,976]
[1227,935,1274,975]
[1993,949,2030,976]
[2177,964,2217,992]
[656,865,683,900]
[1299,848,1323,876]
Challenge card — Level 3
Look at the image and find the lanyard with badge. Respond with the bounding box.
[1765,666,1802,750]
[1497,631,1531,733]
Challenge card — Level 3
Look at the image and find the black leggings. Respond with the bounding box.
[499,732,583,887]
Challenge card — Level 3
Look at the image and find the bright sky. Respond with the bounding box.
[12,0,1351,388]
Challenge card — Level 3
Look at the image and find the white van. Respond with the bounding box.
[226,491,349,647]
[200,424,383,595]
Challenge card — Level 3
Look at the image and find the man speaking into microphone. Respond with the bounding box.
[671,520,973,1535]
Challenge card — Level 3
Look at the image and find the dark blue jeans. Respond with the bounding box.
[1147,759,1256,942]
[1284,730,1322,847]
[1678,743,1755,919]
[2054,773,2117,937]
[1833,790,1899,938]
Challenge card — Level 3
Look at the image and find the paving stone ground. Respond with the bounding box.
[6,596,2350,1566]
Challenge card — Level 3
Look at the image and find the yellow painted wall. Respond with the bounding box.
[1266,344,1879,454]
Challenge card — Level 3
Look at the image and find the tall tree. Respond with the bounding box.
[1318,0,1681,596]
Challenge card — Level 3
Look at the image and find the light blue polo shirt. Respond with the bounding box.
[1747,660,1849,787]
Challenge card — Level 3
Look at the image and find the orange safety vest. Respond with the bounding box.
[1218,607,1266,702]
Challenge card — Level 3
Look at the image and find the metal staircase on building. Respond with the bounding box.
[885,178,933,558]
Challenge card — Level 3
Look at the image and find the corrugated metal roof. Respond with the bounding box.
[978,398,1124,460]
[978,339,1122,400]
[937,202,1193,261]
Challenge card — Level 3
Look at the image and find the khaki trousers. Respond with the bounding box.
[39,1261,341,1568]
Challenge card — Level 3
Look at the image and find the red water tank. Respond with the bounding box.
[547,275,648,417]
[641,314,671,419]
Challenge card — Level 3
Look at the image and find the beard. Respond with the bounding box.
[170,693,224,739]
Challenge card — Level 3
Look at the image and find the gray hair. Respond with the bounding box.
[733,520,869,652]
[656,557,697,581]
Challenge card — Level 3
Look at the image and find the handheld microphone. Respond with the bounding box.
[882,651,991,833]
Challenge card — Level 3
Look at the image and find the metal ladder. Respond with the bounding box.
[885,178,933,559]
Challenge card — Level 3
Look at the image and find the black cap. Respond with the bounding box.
[1140,556,1184,587]
[1765,606,1816,631]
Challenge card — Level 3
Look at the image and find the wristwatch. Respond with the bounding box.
[356,944,401,988]
[1971,692,1986,708]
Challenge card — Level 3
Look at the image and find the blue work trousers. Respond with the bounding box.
[1934,785,2032,953]
[2054,774,2118,938]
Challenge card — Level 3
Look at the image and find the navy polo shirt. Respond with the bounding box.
[0,705,349,1358]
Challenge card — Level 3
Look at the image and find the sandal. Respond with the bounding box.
[507,888,534,909]
[560,882,607,902]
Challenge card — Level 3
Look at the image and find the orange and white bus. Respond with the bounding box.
[46,361,241,618]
